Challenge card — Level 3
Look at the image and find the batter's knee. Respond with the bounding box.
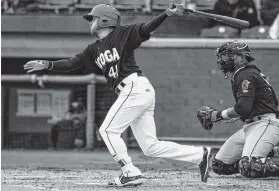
[212,157,239,175]
[142,141,159,157]
[239,156,279,178]
[99,125,122,139]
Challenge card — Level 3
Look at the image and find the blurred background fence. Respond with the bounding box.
[1,74,108,150]
[1,0,279,150]
[2,39,279,150]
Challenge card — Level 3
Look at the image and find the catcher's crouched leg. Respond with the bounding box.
[239,156,279,178]
[212,157,239,175]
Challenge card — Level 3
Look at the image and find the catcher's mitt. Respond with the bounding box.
[197,106,221,130]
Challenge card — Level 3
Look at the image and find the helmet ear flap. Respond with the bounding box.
[99,19,109,27]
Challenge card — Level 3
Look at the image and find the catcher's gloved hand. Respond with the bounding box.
[166,1,185,16]
[23,60,49,73]
[197,106,223,130]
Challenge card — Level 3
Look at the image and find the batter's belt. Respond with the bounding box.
[115,72,144,95]
[245,113,278,124]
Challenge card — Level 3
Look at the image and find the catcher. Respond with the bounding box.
[197,40,279,178]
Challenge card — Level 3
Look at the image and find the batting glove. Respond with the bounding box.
[166,2,185,16]
[24,60,50,73]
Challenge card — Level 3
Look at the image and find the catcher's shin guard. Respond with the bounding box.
[239,156,279,178]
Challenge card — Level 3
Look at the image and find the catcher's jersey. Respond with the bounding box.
[76,24,150,91]
[231,65,279,120]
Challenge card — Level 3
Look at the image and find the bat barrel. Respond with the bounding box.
[184,9,250,29]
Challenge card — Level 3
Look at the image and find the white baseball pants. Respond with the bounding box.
[99,73,204,167]
[216,114,279,164]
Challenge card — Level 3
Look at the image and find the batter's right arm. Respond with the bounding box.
[24,56,82,73]
[24,44,97,74]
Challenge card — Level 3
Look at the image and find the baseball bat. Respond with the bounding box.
[184,8,250,29]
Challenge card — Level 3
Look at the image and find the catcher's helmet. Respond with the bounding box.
[216,40,255,62]
[83,4,121,28]
[215,40,255,77]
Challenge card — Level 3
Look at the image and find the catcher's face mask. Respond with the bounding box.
[216,50,236,79]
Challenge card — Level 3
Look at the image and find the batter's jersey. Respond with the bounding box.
[75,24,150,91]
[231,65,279,121]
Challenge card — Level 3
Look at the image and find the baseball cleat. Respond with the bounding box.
[199,147,213,182]
[108,172,144,187]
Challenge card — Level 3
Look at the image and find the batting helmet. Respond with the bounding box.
[83,4,121,28]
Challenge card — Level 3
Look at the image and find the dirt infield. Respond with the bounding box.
[1,150,279,191]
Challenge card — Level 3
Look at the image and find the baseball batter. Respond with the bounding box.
[24,3,212,186]
[197,40,279,178]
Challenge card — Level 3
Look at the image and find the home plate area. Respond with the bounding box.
[1,150,278,191]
